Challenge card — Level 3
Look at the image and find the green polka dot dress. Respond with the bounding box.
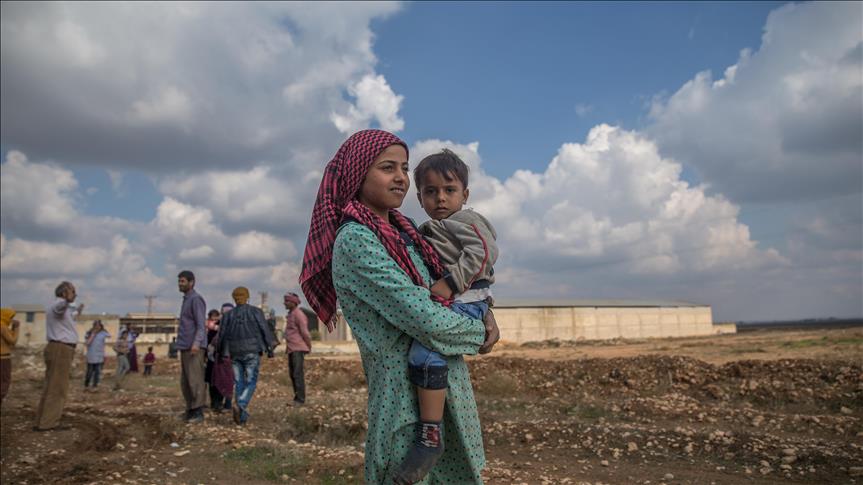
[332,222,487,484]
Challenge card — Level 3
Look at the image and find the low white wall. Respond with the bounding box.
[493,305,720,344]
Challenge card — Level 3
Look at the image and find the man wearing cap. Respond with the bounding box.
[216,286,276,425]
[283,292,311,406]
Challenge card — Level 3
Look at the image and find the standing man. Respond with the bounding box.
[34,281,83,431]
[283,292,311,406]
[112,327,131,391]
[177,270,208,423]
[216,286,275,425]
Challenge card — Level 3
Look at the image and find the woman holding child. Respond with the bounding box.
[300,130,499,484]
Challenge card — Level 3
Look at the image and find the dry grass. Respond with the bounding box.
[277,411,366,447]
[319,371,353,391]
[476,371,520,397]
[224,445,308,482]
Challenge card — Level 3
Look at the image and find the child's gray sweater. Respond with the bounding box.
[419,208,498,296]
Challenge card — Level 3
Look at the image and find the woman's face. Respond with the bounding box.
[357,144,409,219]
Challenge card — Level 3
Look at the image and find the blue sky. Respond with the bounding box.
[376,2,784,178]
[1,1,860,321]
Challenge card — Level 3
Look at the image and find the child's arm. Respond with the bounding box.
[433,210,499,296]
[333,224,484,356]
[429,279,453,299]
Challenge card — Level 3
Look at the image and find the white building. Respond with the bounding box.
[493,299,733,343]
[324,299,734,344]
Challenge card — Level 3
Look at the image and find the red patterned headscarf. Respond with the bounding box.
[299,130,450,331]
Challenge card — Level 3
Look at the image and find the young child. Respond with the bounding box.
[143,346,155,376]
[394,148,499,481]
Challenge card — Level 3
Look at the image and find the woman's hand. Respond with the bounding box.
[478,309,499,354]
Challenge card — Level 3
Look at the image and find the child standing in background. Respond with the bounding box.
[143,346,156,376]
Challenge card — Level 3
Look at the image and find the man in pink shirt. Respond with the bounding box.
[283,292,311,406]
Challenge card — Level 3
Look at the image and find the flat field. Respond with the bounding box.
[1,326,860,485]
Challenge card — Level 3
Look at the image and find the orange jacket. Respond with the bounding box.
[0,308,19,358]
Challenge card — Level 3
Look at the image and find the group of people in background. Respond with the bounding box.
[82,321,147,392]
[174,271,311,425]
[0,275,312,434]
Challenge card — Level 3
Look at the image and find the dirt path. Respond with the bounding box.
[1,327,860,484]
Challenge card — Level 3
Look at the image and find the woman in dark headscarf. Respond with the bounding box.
[300,129,498,484]
[204,307,233,412]
[124,323,139,373]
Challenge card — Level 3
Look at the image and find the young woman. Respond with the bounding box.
[83,320,110,391]
[300,129,498,484]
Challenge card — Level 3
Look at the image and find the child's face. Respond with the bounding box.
[417,170,469,220]
[357,144,409,219]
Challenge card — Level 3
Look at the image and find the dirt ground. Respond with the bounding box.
[1,326,860,485]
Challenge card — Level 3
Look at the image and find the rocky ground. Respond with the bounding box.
[0,326,860,484]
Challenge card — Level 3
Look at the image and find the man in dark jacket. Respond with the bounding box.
[216,286,275,425]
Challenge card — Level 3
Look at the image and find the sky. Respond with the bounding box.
[1,1,861,322]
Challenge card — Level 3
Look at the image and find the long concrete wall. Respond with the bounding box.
[494,305,719,344]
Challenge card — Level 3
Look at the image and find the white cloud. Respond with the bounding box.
[231,231,287,264]
[130,85,193,127]
[151,197,297,266]
[157,166,311,235]
[54,18,106,66]
[0,2,404,171]
[648,2,862,202]
[412,125,787,290]
[179,245,215,261]
[0,150,299,313]
[331,74,405,134]
[154,197,222,243]
[0,235,106,277]
[0,151,79,238]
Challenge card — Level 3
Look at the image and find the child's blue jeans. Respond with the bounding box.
[408,301,489,389]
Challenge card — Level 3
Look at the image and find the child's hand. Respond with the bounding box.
[430,279,453,300]
[479,309,500,354]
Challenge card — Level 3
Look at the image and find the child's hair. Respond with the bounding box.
[208,309,220,318]
[147,346,153,352]
[413,149,469,190]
